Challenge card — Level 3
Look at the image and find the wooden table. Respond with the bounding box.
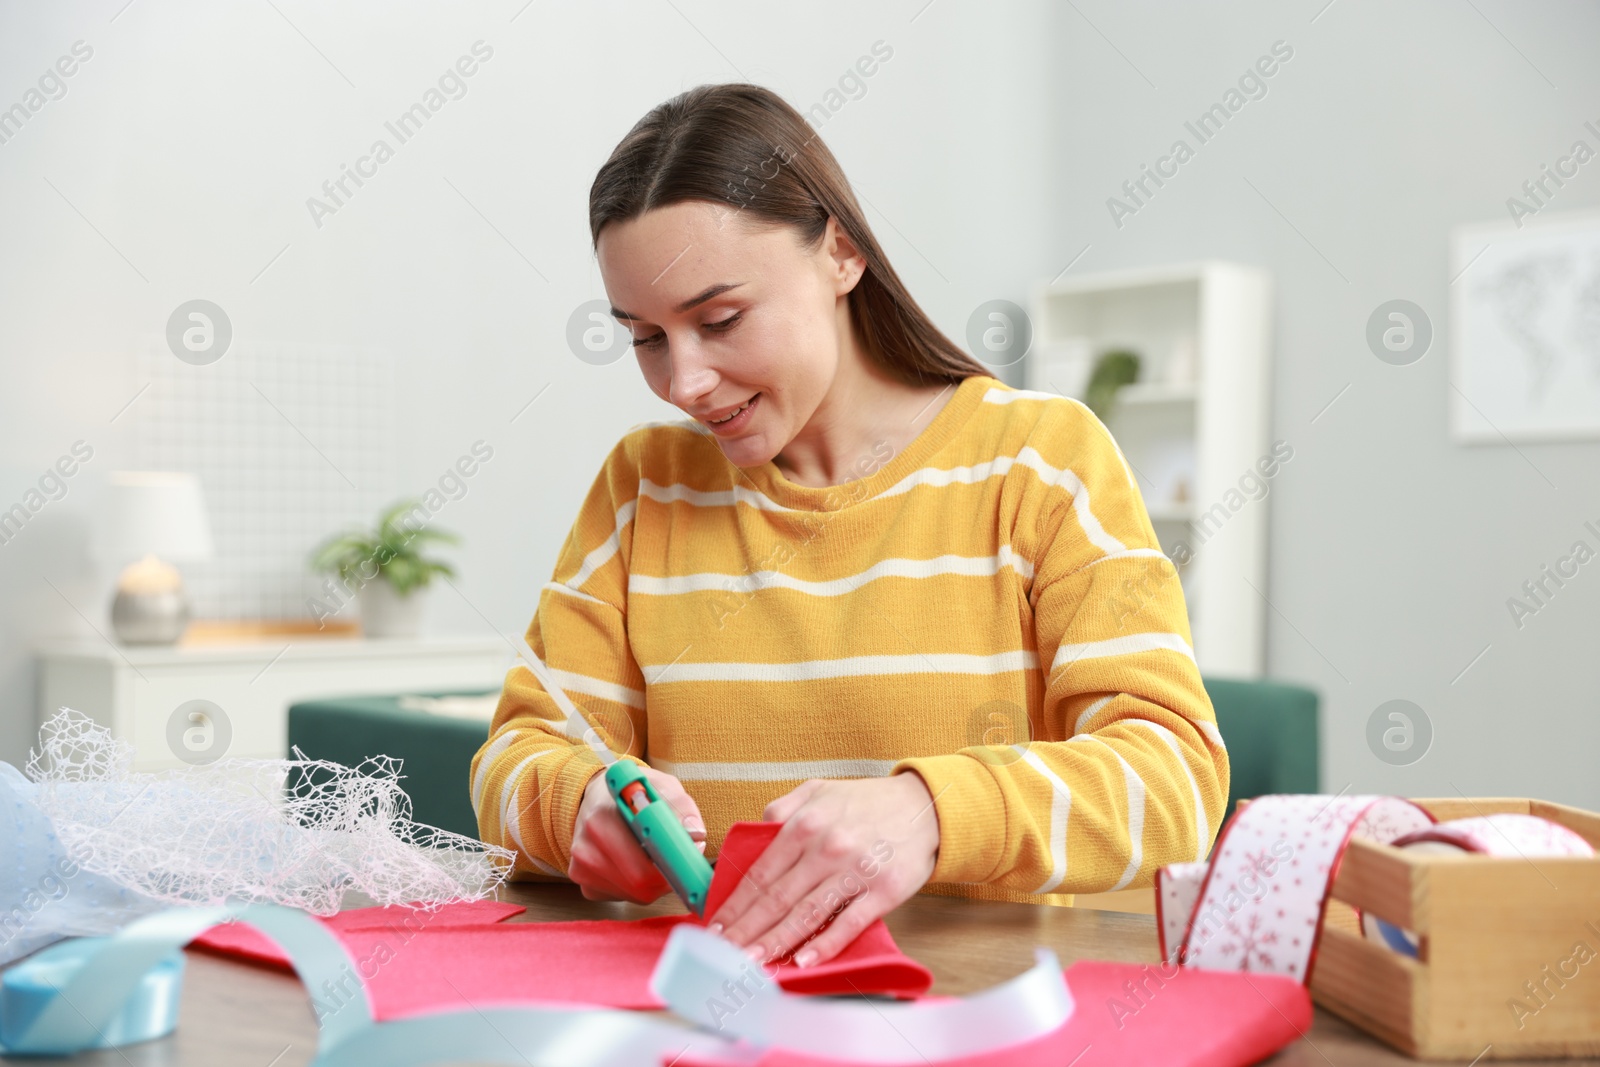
[33,884,1600,1066]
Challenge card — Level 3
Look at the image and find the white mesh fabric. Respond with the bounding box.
[24,708,513,916]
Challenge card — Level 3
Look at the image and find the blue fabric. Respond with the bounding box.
[0,763,166,968]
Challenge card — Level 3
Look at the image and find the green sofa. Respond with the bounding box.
[1202,676,1320,816]
[286,677,1319,841]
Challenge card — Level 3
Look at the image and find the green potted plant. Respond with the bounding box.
[308,499,460,638]
[1084,348,1142,419]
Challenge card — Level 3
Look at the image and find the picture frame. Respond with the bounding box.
[1450,207,1600,443]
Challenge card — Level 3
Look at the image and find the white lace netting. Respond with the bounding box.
[24,708,514,916]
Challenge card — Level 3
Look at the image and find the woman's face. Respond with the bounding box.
[597,200,864,469]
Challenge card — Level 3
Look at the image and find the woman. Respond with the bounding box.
[472,83,1227,969]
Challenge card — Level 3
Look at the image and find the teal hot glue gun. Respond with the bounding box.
[605,761,715,917]
[508,634,715,918]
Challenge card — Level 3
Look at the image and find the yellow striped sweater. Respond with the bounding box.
[471,374,1228,907]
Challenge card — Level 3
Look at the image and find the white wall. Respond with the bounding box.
[2,1,1596,813]
[1041,0,1600,807]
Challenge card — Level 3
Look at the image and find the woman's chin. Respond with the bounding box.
[713,435,774,469]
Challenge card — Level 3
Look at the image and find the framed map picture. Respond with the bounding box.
[1451,208,1600,442]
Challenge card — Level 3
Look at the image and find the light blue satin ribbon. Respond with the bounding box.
[0,905,1073,1064]
[1,904,373,1057]
[0,937,182,1052]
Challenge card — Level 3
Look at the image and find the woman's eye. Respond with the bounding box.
[629,313,740,350]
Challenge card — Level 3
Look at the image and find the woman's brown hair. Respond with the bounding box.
[588,83,991,387]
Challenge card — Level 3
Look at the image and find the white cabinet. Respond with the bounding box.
[36,637,514,770]
[1027,261,1273,677]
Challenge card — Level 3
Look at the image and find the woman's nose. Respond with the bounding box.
[667,340,719,409]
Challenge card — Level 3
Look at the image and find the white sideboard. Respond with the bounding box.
[36,636,516,770]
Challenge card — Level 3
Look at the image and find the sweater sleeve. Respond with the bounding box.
[469,436,649,880]
[892,401,1229,894]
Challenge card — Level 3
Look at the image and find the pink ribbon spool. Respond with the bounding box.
[1388,812,1595,859]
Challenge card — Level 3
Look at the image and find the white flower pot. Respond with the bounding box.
[357,576,425,638]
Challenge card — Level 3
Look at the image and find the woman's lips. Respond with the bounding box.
[705,393,759,435]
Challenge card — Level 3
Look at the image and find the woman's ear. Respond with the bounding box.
[821,216,868,296]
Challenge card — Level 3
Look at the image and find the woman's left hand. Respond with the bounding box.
[708,771,940,968]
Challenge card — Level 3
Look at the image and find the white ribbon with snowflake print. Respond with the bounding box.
[1155,794,1434,983]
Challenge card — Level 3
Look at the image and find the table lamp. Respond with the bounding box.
[98,471,215,645]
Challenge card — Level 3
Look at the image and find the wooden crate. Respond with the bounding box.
[1310,797,1600,1060]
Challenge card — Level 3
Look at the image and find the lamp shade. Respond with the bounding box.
[97,471,215,564]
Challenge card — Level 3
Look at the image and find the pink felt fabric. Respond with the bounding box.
[187,821,932,1014]
[672,960,1312,1067]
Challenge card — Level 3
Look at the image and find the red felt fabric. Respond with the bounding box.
[188,898,528,969]
[671,960,1312,1067]
[187,821,931,1014]
[701,820,776,920]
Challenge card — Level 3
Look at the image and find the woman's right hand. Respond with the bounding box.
[569,763,707,904]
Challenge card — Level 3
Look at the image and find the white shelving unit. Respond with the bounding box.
[1027,261,1272,678]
